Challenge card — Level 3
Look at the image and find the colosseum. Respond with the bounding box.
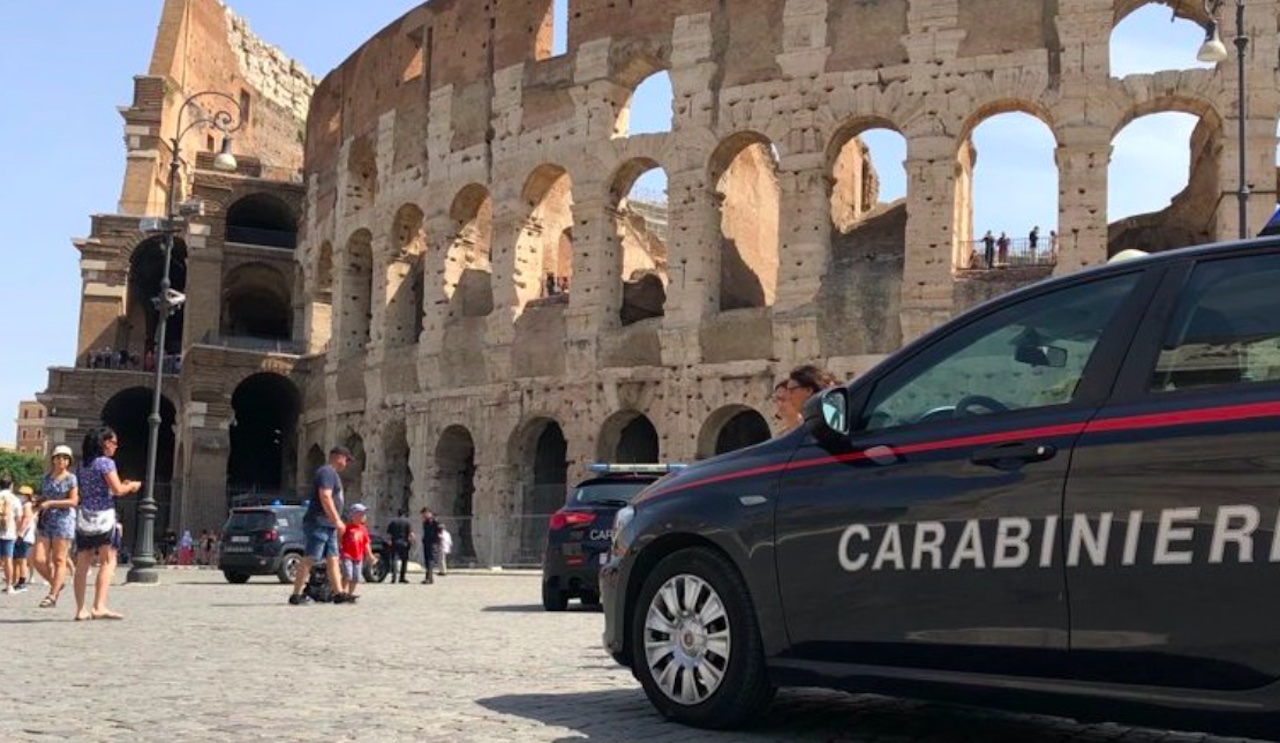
[39,0,1280,565]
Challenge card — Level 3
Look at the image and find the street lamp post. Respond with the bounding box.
[127,91,243,584]
[1197,0,1249,239]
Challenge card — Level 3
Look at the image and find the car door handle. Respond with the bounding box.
[970,442,1057,469]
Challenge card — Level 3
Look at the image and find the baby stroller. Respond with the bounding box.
[302,562,335,603]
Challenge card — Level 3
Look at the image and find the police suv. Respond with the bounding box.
[542,463,684,611]
[601,239,1280,738]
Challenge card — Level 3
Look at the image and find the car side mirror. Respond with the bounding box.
[804,388,850,444]
[1015,343,1067,368]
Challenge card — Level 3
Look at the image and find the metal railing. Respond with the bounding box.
[962,236,1058,269]
[197,331,305,354]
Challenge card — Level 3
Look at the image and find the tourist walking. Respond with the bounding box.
[13,486,36,591]
[33,445,78,608]
[0,476,20,593]
[73,427,141,620]
[384,509,414,583]
[420,508,441,584]
[288,445,354,605]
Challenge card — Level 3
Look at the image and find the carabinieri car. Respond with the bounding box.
[601,238,1280,738]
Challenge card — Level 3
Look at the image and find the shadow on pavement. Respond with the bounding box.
[481,604,599,613]
[477,687,1248,742]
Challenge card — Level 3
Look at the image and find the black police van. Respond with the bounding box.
[542,463,683,611]
[602,239,1280,738]
[219,504,389,584]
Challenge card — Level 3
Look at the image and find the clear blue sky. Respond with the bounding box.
[0,1,1249,444]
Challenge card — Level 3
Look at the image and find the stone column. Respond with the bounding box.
[483,199,524,381]
[772,152,830,364]
[1054,138,1111,272]
[899,135,959,342]
[183,425,230,534]
[564,194,613,376]
[660,170,720,365]
[417,212,454,386]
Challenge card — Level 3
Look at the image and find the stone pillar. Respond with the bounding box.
[565,194,612,376]
[1054,138,1111,272]
[899,135,959,342]
[182,221,222,347]
[660,170,720,365]
[772,152,829,364]
[483,200,523,381]
[417,212,454,385]
[183,426,230,534]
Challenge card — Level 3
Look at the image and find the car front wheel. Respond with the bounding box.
[223,570,250,584]
[364,554,388,583]
[630,547,774,729]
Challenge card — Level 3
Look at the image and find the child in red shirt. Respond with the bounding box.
[339,504,377,600]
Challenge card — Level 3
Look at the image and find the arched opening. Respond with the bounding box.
[127,236,188,357]
[339,229,374,357]
[697,405,771,460]
[227,373,301,496]
[445,184,495,319]
[435,425,476,564]
[1110,2,1215,78]
[511,418,568,563]
[225,193,298,249]
[221,262,292,341]
[340,431,366,506]
[710,133,780,311]
[596,411,660,463]
[618,70,673,137]
[610,159,669,325]
[305,444,324,475]
[381,420,411,526]
[386,204,426,348]
[517,165,575,310]
[959,109,1059,270]
[101,387,176,544]
[536,0,569,60]
[345,135,378,216]
[309,241,334,351]
[1109,109,1219,254]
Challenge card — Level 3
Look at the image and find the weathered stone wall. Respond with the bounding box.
[288,0,1280,552]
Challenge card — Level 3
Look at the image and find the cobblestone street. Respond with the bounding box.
[1,570,1271,742]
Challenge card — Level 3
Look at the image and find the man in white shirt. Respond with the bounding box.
[0,475,21,593]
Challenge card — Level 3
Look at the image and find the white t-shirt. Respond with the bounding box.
[439,528,453,555]
[20,501,35,543]
[0,489,20,541]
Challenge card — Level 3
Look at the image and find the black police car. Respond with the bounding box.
[219,504,389,584]
[602,239,1280,738]
[542,463,683,611]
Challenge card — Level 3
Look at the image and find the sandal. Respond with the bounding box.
[38,595,56,608]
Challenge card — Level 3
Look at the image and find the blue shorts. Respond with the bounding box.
[303,523,339,562]
[0,539,13,559]
[14,541,31,559]
[340,558,362,583]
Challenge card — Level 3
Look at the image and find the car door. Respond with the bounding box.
[1064,249,1280,691]
[776,269,1153,676]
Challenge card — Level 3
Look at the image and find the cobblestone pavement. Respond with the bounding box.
[2,569,1272,743]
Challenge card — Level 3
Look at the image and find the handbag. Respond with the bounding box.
[77,508,117,536]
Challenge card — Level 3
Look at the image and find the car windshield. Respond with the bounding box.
[571,481,649,506]
[224,510,277,532]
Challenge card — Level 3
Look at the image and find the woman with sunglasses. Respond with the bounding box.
[73,427,140,620]
[32,444,78,608]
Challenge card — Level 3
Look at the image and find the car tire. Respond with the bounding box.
[277,552,303,584]
[630,547,774,729]
[223,570,250,584]
[364,555,388,583]
[542,579,568,612]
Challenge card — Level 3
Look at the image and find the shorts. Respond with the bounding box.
[0,539,13,559]
[37,509,75,541]
[14,540,31,560]
[76,531,114,552]
[340,558,363,583]
[304,523,339,562]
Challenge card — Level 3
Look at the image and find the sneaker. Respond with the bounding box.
[11,584,27,594]
[288,594,312,606]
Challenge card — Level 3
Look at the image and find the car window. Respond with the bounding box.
[1150,253,1280,393]
[571,481,650,506]
[862,273,1140,432]
[225,510,275,531]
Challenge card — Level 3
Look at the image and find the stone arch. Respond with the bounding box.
[608,157,669,325]
[1112,0,1209,27]
[316,240,334,297]
[305,443,325,475]
[126,236,188,357]
[339,429,366,506]
[221,262,292,340]
[386,204,426,347]
[435,425,477,563]
[956,103,1062,270]
[228,372,301,495]
[339,229,374,357]
[709,132,780,311]
[380,418,412,524]
[616,63,674,137]
[1109,102,1223,254]
[225,192,298,249]
[509,416,568,564]
[445,184,495,319]
[100,386,177,484]
[596,410,660,464]
[696,405,771,460]
[516,165,575,310]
